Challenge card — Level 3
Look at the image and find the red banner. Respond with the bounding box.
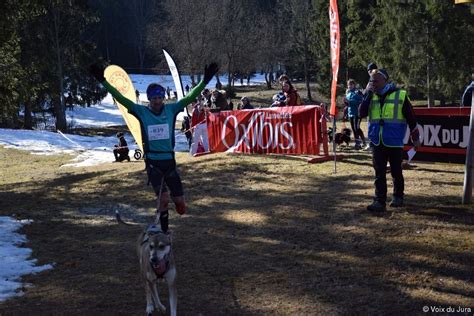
[329,0,340,116]
[206,106,326,155]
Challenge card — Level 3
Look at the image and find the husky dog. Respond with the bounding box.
[137,225,177,316]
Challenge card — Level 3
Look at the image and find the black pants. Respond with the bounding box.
[372,144,404,203]
[146,159,184,197]
[349,116,366,144]
[113,148,129,161]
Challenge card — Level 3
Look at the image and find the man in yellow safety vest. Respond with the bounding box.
[359,68,420,213]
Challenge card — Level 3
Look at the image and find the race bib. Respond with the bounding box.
[148,124,169,141]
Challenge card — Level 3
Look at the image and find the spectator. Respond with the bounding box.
[227,98,234,111]
[89,62,218,232]
[461,77,474,107]
[190,100,210,155]
[278,74,290,85]
[210,89,229,111]
[345,79,367,150]
[201,88,212,107]
[65,93,74,110]
[185,84,190,94]
[363,63,378,95]
[367,62,378,75]
[238,96,254,110]
[135,89,140,103]
[359,68,420,213]
[166,86,171,99]
[181,116,192,149]
[113,132,130,162]
[282,80,303,106]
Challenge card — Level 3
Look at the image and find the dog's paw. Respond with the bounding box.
[146,303,154,314]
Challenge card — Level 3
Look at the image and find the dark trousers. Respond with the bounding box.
[372,144,404,203]
[113,148,129,161]
[350,116,366,144]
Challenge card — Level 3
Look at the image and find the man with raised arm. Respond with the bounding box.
[89,62,218,232]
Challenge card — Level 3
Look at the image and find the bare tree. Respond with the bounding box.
[151,0,216,82]
[120,0,161,71]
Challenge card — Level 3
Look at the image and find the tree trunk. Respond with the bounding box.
[24,100,33,129]
[427,56,434,108]
[265,72,272,89]
[53,7,67,132]
[426,22,434,108]
[227,56,232,89]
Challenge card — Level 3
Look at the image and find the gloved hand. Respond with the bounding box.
[410,128,421,149]
[203,62,219,85]
[412,138,421,149]
[89,63,106,82]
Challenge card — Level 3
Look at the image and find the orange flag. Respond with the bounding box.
[329,0,340,116]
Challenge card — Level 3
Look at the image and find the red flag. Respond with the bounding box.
[329,0,340,116]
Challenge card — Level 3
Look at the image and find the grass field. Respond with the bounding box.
[0,136,473,314]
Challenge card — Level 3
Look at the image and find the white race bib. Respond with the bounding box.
[148,124,169,141]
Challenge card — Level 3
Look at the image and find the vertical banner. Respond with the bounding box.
[163,49,190,119]
[329,0,340,116]
[163,49,184,100]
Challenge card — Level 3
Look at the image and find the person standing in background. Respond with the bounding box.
[345,79,367,150]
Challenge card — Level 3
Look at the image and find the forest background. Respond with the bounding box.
[0,0,473,131]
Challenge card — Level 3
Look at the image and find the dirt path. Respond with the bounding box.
[0,146,473,315]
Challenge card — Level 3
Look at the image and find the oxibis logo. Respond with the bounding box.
[221,112,295,150]
[109,71,130,95]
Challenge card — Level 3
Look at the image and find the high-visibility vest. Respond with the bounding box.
[368,89,408,147]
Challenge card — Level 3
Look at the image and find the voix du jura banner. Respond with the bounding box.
[405,107,470,164]
[206,106,325,155]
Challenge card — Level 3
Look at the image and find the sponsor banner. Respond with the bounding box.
[207,106,324,155]
[404,107,470,163]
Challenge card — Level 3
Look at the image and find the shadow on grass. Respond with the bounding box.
[0,154,472,314]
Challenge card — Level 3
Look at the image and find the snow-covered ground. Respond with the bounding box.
[0,217,53,302]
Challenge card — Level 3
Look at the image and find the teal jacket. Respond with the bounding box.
[345,89,363,118]
[103,80,205,160]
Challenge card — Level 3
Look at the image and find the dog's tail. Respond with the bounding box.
[115,210,138,226]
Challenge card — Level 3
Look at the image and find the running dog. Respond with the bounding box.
[137,225,177,316]
[115,210,177,316]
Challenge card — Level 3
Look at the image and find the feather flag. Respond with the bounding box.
[329,0,340,116]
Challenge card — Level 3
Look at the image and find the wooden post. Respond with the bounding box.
[462,93,474,204]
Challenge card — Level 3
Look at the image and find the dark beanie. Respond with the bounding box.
[367,63,378,72]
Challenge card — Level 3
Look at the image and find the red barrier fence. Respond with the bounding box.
[206,106,329,156]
